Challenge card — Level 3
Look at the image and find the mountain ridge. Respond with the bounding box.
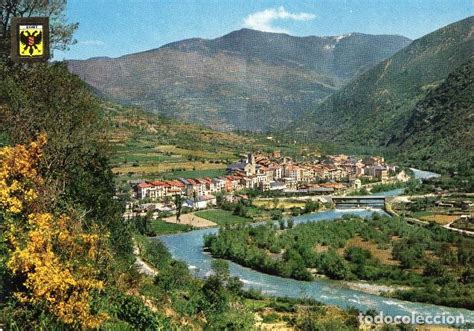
[293,16,473,144]
[393,57,474,173]
[67,28,411,131]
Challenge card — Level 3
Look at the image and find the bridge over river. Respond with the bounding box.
[331,195,387,208]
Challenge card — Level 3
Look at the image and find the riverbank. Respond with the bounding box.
[136,233,362,329]
[341,281,411,296]
[204,209,474,310]
[163,212,217,228]
[159,207,474,323]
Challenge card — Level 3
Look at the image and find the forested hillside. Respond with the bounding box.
[293,16,473,171]
[392,58,474,174]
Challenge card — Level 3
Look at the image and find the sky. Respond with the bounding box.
[55,0,473,60]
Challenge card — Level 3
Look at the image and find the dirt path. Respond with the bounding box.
[443,221,474,237]
[163,212,217,228]
[133,244,158,276]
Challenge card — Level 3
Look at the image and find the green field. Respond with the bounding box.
[195,209,253,226]
[150,220,193,234]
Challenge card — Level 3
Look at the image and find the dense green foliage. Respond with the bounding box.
[0,62,132,257]
[110,292,171,330]
[349,180,419,196]
[404,174,474,195]
[0,62,169,328]
[394,58,474,175]
[204,214,474,309]
[195,209,254,226]
[135,236,256,329]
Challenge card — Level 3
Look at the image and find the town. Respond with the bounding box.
[127,152,403,216]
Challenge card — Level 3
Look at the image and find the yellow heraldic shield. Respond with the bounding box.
[18,24,44,57]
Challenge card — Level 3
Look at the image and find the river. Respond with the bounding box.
[156,169,473,322]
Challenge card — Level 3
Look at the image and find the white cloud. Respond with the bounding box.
[243,6,315,34]
[79,40,104,46]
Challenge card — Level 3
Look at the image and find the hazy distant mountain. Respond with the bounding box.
[294,16,473,148]
[67,29,410,131]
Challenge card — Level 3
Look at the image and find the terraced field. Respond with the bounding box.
[103,103,320,184]
[112,161,227,174]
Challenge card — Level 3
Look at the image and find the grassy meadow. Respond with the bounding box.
[195,209,253,226]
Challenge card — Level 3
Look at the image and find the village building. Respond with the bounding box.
[227,153,257,176]
[133,152,395,207]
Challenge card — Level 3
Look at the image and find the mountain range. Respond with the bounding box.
[68,17,473,173]
[67,29,410,131]
[292,16,473,171]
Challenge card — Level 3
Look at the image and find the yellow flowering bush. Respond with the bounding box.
[0,133,45,214]
[1,134,108,328]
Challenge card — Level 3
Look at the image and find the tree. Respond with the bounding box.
[1,63,133,258]
[398,249,417,269]
[202,273,228,313]
[134,211,152,235]
[278,218,286,230]
[154,261,191,291]
[319,250,350,280]
[1,0,78,57]
[460,267,474,284]
[344,246,371,264]
[174,194,183,223]
[287,219,294,229]
[304,200,320,213]
[271,208,283,221]
[211,259,230,282]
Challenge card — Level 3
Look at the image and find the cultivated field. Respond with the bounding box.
[112,161,227,174]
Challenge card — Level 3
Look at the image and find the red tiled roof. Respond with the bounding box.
[150,181,169,187]
[194,178,206,184]
[169,180,185,187]
[225,176,240,181]
[137,182,153,189]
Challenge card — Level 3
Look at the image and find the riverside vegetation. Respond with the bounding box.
[204,213,474,309]
[1,3,472,328]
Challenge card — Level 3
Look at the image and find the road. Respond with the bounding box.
[386,199,474,237]
[443,221,474,237]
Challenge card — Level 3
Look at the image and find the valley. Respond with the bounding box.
[100,18,473,328]
[0,3,472,329]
